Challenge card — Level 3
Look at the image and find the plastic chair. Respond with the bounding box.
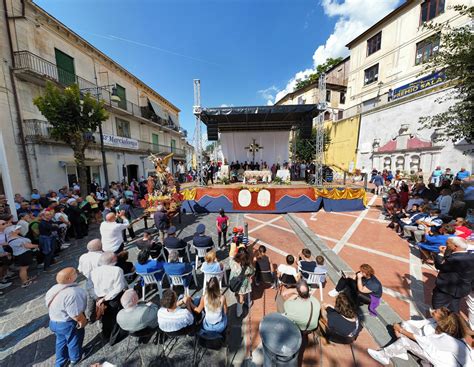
[202,269,227,292]
[167,270,198,296]
[164,246,190,263]
[191,245,214,270]
[124,272,137,284]
[137,269,165,300]
[299,265,327,302]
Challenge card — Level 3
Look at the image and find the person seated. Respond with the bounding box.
[157,289,196,333]
[403,209,443,243]
[163,250,194,286]
[134,248,164,280]
[277,255,299,287]
[163,226,187,260]
[454,217,473,239]
[297,248,316,280]
[116,289,159,333]
[319,293,360,343]
[187,277,228,333]
[137,229,163,259]
[253,245,274,286]
[192,224,214,249]
[417,224,456,264]
[276,279,320,332]
[201,249,223,274]
[367,307,473,366]
[329,264,382,308]
[384,188,400,218]
[313,255,327,282]
[116,251,135,275]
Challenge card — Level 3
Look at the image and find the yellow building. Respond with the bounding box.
[324,115,361,173]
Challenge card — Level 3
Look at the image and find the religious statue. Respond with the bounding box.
[148,152,174,192]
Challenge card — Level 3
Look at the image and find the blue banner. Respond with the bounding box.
[390,72,446,100]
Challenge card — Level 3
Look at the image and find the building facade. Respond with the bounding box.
[344,0,473,176]
[0,0,193,198]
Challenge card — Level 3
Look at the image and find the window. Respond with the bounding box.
[367,32,382,56]
[170,139,176,152]
[337,110,344,120]
[364,64,379,85]
[339,91,346,104]
[325,90,331,103]
[297,96,305,105]
[55,49,75,86]
[116,118,130,138]
[324,111,331,121]
[152,133,159,152]
[383,157,392,170]
[115,84,127,110]
[415,35,440,65]
[420,0,445,23]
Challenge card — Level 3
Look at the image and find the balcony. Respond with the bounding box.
[23,119,185,157]
[13,51,185,136]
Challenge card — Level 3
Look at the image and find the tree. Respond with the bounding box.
[294,57,344,91]
[419,5,474,144]
[33,82,109,196]
[291,127,331,162]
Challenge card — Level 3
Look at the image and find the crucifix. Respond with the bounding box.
[244,138,263,165]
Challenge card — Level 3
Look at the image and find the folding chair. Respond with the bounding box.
[167,270,198,296]
[191,245,214,270]
[300,265,327,302]
[193,329,227,366]
[202,269,227,293]
[158,324,199,365]
[137,269,165,300]
[125,327,159,362]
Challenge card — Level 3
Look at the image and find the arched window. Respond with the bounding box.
[384,157,392,170]
[410,155,420,172]
[396,156,405,171]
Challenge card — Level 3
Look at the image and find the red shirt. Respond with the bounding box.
[456,226,473,239]
[216,215,229,231]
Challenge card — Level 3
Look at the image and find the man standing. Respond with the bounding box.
[153,205,168,244]
[45,267,87,367]
[432,237,474,312]
[117,198,135,240]
[39,209,59,271]
[78,239,103,322]
[100,212,130,253]
[90,252,128,342]
[177,161,186,183]
[456,167,471,181]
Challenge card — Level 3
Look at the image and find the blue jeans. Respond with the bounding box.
[39,235,55,270]
[49,320,84,367]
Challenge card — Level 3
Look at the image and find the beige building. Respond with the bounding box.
[276,57,349,122]
[344,0,473,176]
[0,0,193,200]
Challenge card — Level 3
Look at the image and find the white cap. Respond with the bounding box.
[67,198,76,205]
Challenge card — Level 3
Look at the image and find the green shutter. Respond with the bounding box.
[152,134,159,145]
[55,48,76,86]
[171,139,176,152]
[115,84,127,110]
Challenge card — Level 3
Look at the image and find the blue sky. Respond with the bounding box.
[35,0,401,140]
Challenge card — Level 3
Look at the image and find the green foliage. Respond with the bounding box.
[419,5,474,143]
[33,82,108,146]
[291,126,331,162]
[294,57,344,91]
[33,82,108,194]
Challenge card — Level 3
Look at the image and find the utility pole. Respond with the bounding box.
[193,79,204,186]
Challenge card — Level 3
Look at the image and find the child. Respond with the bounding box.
[314,255,327,283]
[277,254,299,287]
[229,226,249,257]
[201,249,223,273]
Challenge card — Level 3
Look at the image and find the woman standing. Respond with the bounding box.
[216,209,229,249]
[229,248,255,317]
[188,277,228,333]
[6,225,38,287]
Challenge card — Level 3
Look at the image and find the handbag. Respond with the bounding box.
[95,298,107,321]
[229,266,246,292]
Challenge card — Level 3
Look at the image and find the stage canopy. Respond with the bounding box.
[199,105,320,141]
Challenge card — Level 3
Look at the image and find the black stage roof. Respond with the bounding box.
[199,105,320,140]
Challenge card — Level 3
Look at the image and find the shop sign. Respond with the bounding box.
[103,134,138,150]
[390,72,446,100]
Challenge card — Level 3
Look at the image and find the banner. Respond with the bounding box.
[103,134,138,150]
[390,71,446,100]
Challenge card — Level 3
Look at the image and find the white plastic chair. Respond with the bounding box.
[137,269,165,301]
[191,245,214,270]
[167,270,198,296]
[202,269,227,293]
[299,265,327,302]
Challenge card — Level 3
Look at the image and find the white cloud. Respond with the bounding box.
[267,0,400,104]
[257,86,280,105]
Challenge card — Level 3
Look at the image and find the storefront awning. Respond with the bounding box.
[148,98,168,120]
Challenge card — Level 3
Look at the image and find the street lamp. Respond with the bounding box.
[80,74,121,198]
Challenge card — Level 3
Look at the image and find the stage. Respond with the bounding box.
[180,183,367,213]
